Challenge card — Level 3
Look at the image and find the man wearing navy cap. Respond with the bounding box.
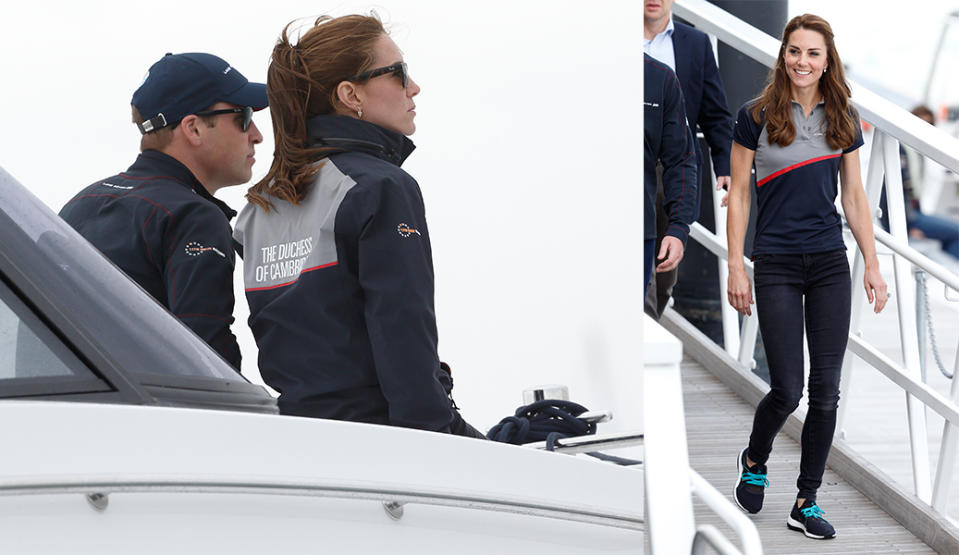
[59,52,268,371]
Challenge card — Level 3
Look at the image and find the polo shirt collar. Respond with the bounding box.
[790,98,826,110]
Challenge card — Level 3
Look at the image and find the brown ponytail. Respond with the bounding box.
[247,14,385,210]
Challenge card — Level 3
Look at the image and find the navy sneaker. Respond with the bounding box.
[734,448,768,514]
[787,499,836,539]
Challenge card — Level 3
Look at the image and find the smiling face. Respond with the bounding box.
[353,35,421,136]
[783,27,828,96]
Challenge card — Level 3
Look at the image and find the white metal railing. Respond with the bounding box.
[674,0,959,521]
[644,315,762,554]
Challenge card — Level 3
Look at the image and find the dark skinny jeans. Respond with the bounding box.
[747,250,851,501]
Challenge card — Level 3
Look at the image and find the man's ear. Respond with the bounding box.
[335,81,362,115]
[177,115,205,146]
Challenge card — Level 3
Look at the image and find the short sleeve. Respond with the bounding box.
[733,103,761,151]
[844,106,865,154]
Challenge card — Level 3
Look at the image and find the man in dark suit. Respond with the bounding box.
[644,0,734,317]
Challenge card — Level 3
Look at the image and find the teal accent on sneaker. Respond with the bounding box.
[741,469,769,487]
[734,448,768,514]
[787,500,836,539]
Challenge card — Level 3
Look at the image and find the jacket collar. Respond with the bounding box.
[128,150,237,220]
[306,115,415,167]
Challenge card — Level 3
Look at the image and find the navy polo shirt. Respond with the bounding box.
[733,100,863,255]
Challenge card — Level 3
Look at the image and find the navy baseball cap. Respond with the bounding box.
[132,52,268,135]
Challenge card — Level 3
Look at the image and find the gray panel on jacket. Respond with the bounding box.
[234,160,356,291]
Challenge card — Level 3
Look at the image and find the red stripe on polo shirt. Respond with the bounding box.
[756,153,842,188]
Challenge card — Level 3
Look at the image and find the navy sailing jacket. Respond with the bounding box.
[59,150,242,369]
[672,21,734,180]
[644,53,698,243]
[234,115,458,433]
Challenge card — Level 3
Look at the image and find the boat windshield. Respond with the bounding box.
[0,277,109,397]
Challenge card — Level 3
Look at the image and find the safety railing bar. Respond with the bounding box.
[645,317,698,550]
[847,335,959,425]
[688,222,762,367]
[875,228,959,293]
[672,0,779,67]
[689,469,763,555]
[932,349,959,511]
[837,129,885,437]
[852,84,959,174]
[691,524,746,555]
[712,163,741,357]
[880,131,934,502]
[523,431,644,455]
[688,222,754,278]
[737,313,759,369]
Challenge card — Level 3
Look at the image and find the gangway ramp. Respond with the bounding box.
[662,309,958,553]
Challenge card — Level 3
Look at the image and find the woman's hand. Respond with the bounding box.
[727,266,754,316]
[864,265,889,314]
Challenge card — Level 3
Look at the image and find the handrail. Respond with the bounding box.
[691,525,743,555]
[875,227,959,293]
[644,315,763,553]
[523,431,644,455]
[644,315,696,552]
[689,470,763,555]
[846,335,959,424]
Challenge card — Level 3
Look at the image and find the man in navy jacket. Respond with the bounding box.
[644,54,698,295]
[60,53,268,370]
[644,0,735,315]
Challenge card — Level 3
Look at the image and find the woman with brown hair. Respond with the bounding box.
[726,14,888,539]
[234,14,484,438]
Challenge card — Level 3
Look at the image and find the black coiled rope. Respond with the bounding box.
[488,400,595,448]
[487,400,640,466]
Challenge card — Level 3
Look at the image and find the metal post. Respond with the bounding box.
[643,315,696,553]
[738,311,759,370]
[715,170,740,358]
[837,129,886,438]
[882,132,933,502]
[931,338,959,512]
[689,470,763,555]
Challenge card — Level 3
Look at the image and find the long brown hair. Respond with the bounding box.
[247,14,385,210]
[751,14,857,150]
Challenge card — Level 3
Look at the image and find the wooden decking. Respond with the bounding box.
[681,356,936,553]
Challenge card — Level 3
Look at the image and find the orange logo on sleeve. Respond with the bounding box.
[397,223,421,237]
[184,241,226,258]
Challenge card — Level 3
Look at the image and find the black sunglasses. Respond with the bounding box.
[194,106,255,132]
[349,62,409,88]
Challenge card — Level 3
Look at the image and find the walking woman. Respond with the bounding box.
[727,14,888,539]
[234,15,484,438]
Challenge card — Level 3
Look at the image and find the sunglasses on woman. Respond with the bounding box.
[194,106,255,132]
[349,62,409,88]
